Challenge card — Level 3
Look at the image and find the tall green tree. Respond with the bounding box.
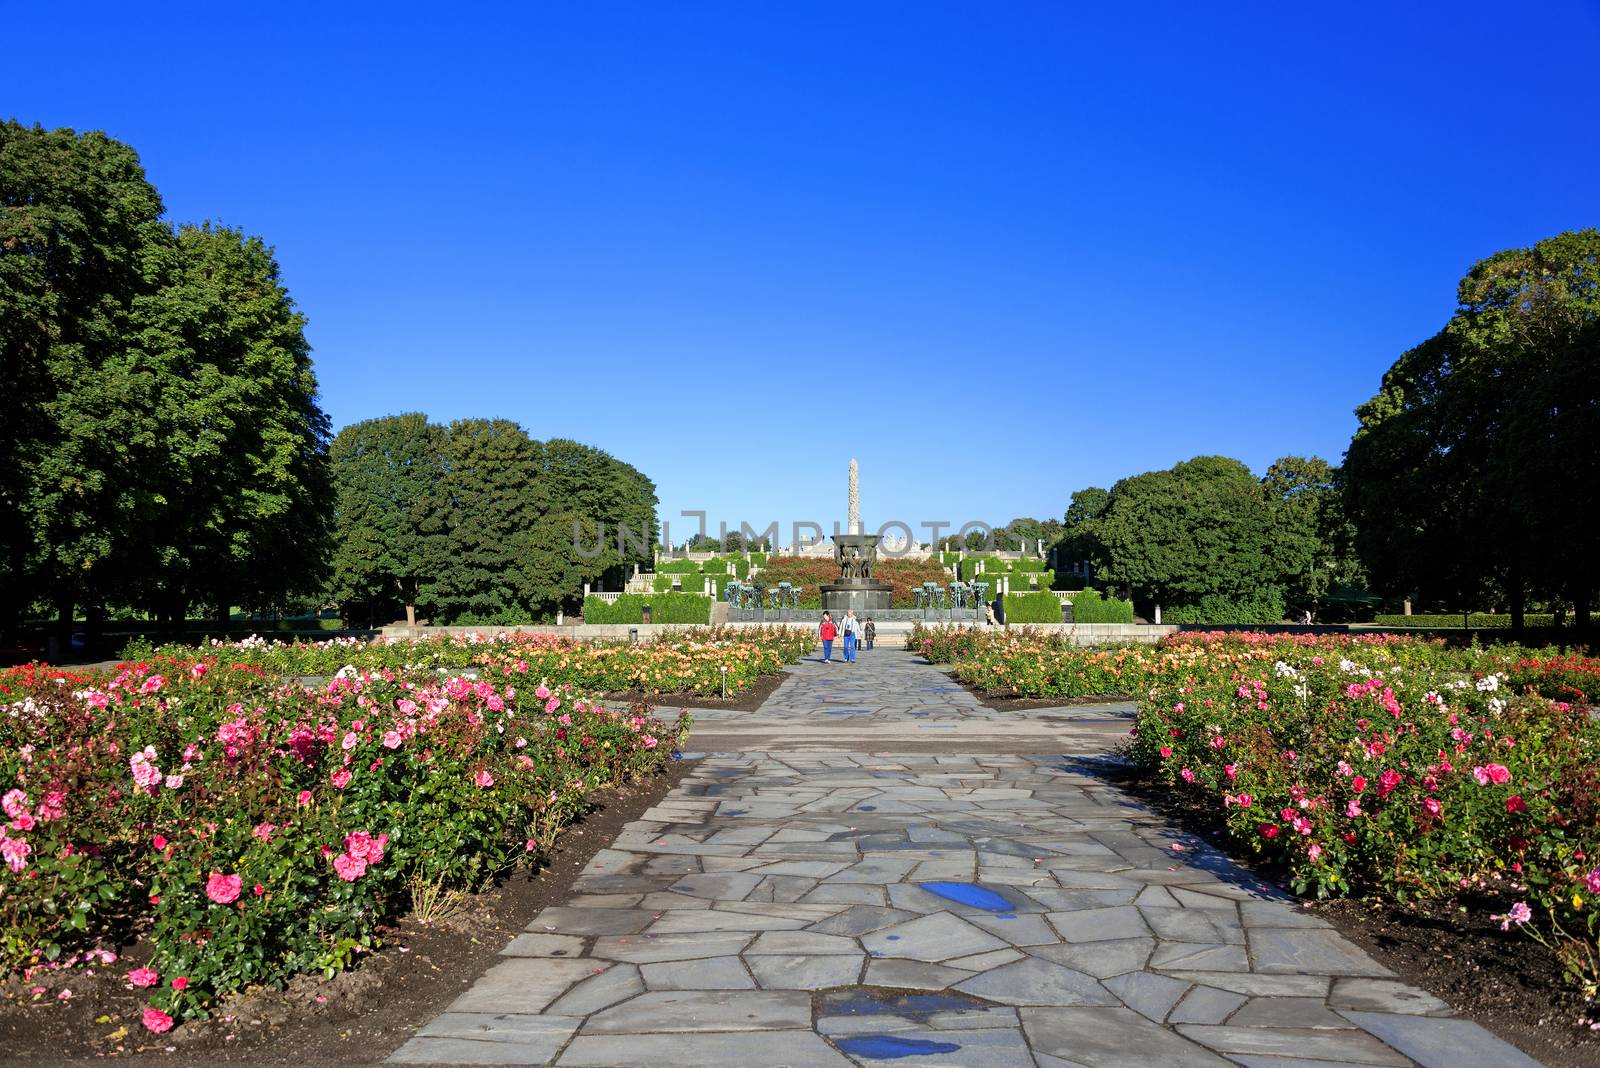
[421,418,545,624]
[1091,456,1289,622]
[1262,456,1363,614]
[1344,229,1599,627]
[328,414,442,626]
[129,223,332,627]
[0,121,169,640]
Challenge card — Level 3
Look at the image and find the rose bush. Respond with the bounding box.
[122,625,814,697]
[914,626,1600,996]
[0,654,684,1028]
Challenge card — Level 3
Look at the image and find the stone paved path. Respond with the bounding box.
[389,649,1544,1067]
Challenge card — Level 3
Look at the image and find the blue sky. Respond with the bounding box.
[7,2,1598,542]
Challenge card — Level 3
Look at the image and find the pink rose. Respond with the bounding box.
[333,852,367,881]
[382,730,402,749]
[297,789,313,805]
[1422,797,1442,817]
[330,769,352,789]
[474,769,494,789]
[171,976,188,990]
[254,822,276,841]
[344,831,374,859]
[1,789,26,819]
[1179,768,1195,784]
[142,1008,175,1034]
[152,834,168,850]
[127,967,159,988]
[1586,869,1600,895]
[205,871,242,904]
[1505,795,1527,814]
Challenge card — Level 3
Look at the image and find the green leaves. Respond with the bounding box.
[1344,229,1600,623]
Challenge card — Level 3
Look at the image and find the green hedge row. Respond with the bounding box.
[1066,588,1134,623]
[582,594,712,624]
[1371,613,1556,629]
[656,559,702,574]
[1003,592,1064,624]
[1163,590,1286,625]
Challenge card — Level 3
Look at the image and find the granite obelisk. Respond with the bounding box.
[848,458,861,534]
[822,458,892,613]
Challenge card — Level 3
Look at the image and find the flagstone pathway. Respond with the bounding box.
[388,649,1544,1067]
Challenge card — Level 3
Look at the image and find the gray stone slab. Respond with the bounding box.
[1047,905,1150,942]
[640,955,754,990]
[1104,970,1191,1022]
[647,909,813,933]
[527,906,655,936]
[557,1029,852,1067]
[1142,906,1245,945]
[747,953,863,989]
[1032,937,1153,979]
[583,989,812,1033]
[1238,900,1330,928]
[386,1014,581,1064]
[807,904,916,936]
[1174,1024,1412,1065]
[545,962,644,1016]
[591,930,754,963]
[1021,1006,1234,1067]
[498,933,587,957]
[1160,971,1331,998]
[746,930,861,955]
[1167,984,1248,1024]
[1247,928,1396,977]
[953,956,1118,1007]
[862,912,1008,962]
[669,871,764,900]
[1227,996,1354,1029]
[1149,942,1249,972]
[446,958,601,1014]
[1339,1010,1547,1068]
[1330,977,1452,1015]
[864,958,974,990]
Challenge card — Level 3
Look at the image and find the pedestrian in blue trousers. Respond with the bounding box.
[820,612,836,663]
[842,609,859,663]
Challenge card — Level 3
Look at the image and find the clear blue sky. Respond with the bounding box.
[7,2,1598,542]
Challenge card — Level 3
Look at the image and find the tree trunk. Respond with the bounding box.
[1508,562,1526,633]
[405,602,416,626]
[85,603,106,656]
[49,592,74,663]
[1576,585,1594,632]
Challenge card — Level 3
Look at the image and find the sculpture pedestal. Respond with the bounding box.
[820,581,893,614]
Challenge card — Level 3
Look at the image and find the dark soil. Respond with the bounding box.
[1108,763,1600,1068]
[0,758,695,1067]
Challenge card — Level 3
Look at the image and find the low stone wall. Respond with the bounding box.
[379,621,1176,645]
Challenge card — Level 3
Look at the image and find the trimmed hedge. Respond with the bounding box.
[1003,592,1064,624]
[748,552,768,568]
[1067,588,1134,623]
[1163,590,1286,625]
[1372,613,1556,629]
[652,574,675,593]
[656,559,701,574]
[582,594,711,624]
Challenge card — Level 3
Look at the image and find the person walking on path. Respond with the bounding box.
[819,612,837,663]
[842,610,859,664]
[864,616,876,651]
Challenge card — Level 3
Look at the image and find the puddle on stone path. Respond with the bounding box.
[835,1035,961,1059]
[820,988,991,1020]
[824,708,874,715]
[917,881,1014,912]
